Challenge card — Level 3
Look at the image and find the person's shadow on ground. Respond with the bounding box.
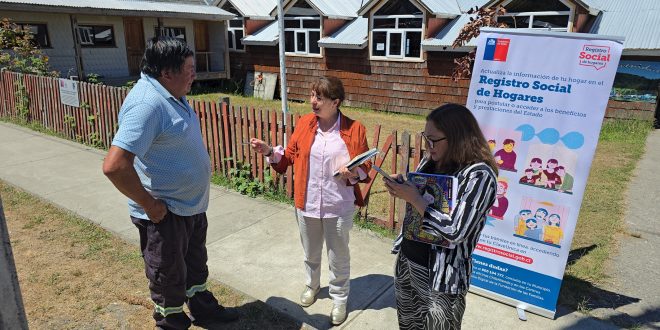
[263,274,396,330]
[557,244,657,328]
[192,300,304,330]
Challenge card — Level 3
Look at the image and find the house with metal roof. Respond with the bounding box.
[0,0,234,83]
[216,0,658,116]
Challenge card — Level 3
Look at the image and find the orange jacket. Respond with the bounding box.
[271,112,372,211]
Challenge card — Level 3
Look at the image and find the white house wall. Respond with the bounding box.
[76,15,130,78]
[0,11,77,77]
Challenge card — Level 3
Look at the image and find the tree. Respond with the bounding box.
[451,6,507,81]
[0,17,58,77]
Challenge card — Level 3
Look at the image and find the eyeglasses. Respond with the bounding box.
[421,132,447,149]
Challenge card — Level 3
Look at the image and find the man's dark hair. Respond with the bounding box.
[140,37,194,78]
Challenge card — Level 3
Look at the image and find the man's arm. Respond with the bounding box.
[102,146,167,223]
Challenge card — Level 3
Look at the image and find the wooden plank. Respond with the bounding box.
[45,77,52,127]
[39,77,47,127]
[249,107,257,179]
[204,101,211,155]
[0,72,5,116]
[229,105,239,171]
[210,102,222,174]
[98,86,108,148]
[221,102,233,171]
[413,132,422,170]
[215,101,226,175]
[388,130,398,230]
[80,82,89,144]
[269,110,280,188]
[256,109,264,183]
[396,131,411,231]
[241,106,249,167]
[233,106,243,165]
[285,113,293,198]
[203,102,213,170]
[276,111,285,190]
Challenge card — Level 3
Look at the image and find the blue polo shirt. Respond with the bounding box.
[112,73,211,220]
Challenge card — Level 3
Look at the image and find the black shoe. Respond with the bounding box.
[192,307,240,326]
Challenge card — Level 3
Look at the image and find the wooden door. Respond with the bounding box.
[123,18,145,76]
[194,21,209,72]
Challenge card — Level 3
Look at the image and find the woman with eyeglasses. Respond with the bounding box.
[383,103,498,330]
[250,76,371,326]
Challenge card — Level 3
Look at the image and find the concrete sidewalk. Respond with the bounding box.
[0,122,619,329]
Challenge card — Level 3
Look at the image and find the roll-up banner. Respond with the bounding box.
[466,28,624,318]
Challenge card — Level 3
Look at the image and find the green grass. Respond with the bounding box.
[559,119,653,310]
[188,91,426,138]
[1,181,301,329]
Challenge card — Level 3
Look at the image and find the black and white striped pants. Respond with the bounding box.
[394,252,467,330]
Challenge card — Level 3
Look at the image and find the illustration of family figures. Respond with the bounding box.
[514,208,564,246]
[519,157,574,193]
[488,179,508,220]
[489,139,517,172]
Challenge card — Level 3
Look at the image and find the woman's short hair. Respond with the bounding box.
[141,37,194,78]
[311,76,345,107]
[425,103,498,174]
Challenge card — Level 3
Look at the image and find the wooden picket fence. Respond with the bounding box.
[0,71,425,231]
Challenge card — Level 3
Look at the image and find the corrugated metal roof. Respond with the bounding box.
[0,0,234,19]
[215,0,277,19]
[422,14,477,50]
[241,20,279,45]
[589,0,660,53]
[318,16,367,49]
[419,0,461,17]
[358,0,462,17]
[306,0,363,19]
[147,0,207,5]
[457,0,488,13]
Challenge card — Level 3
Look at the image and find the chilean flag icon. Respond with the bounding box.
[483,38,510,61]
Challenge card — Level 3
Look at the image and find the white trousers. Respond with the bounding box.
[296,209,354,305]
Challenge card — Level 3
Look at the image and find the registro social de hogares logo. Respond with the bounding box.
[483,38,510,62]
[579,45,611,70]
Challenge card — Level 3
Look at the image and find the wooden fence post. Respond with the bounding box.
[388,130,398,230]
[396,131,411,231]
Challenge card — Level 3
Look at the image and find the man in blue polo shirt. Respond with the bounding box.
[102,37,238,329]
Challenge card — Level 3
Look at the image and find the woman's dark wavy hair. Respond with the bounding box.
[140,37,193,78]
[425,103,498,175]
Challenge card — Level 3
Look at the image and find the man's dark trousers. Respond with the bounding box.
[132,211,221,329]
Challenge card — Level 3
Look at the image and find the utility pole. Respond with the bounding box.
[277,0,288,146]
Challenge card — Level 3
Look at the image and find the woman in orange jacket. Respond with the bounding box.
[250,76,371,325]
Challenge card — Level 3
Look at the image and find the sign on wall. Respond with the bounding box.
[58,79,80,107]
[466,28,623,318]
[611,60,660,103]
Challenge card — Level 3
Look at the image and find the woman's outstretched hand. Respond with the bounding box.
[337,166,360,181]
[250,138,271,155]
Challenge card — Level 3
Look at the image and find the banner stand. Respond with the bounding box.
[467,28,624,319]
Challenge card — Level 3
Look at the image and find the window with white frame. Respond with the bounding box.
[284,0,321,56]
[371,0,423,59]
[497,0,572,32]
[222,2,245,51]
[78,25,115,47]
[155,27,186,41]
[227,19,245,51]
